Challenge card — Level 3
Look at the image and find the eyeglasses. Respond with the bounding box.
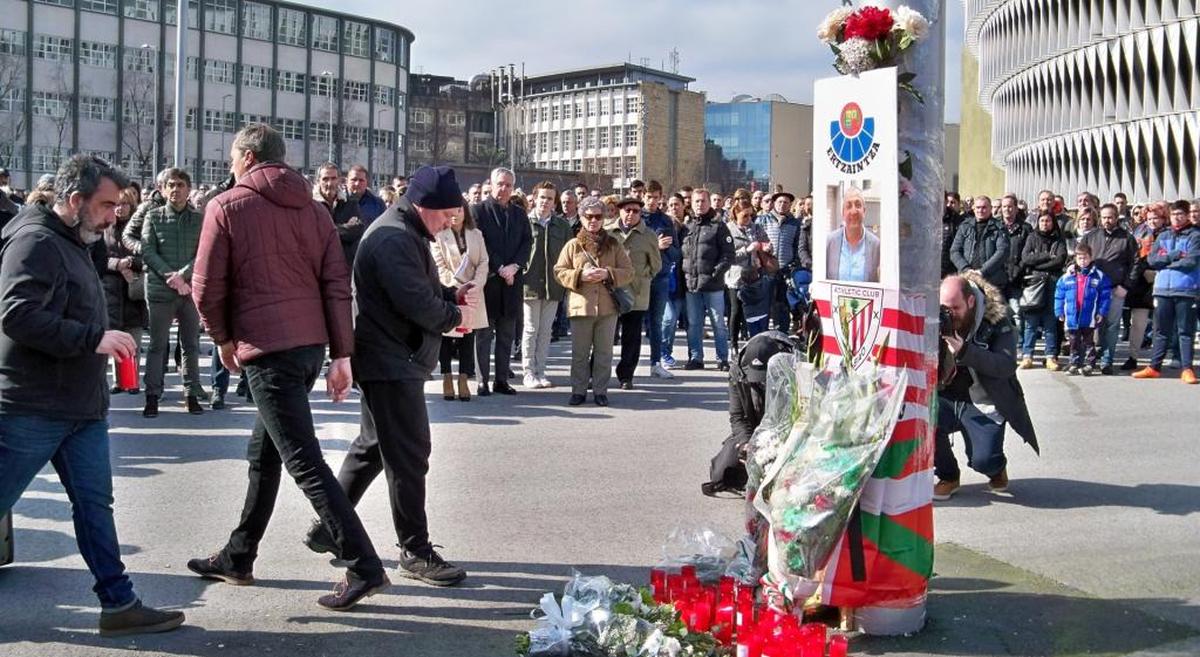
[583,213,604,220]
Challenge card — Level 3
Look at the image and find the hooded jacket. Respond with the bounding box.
[1054,264,1112,330]
[950,271,1039,454]
[192,161,354,364]
[0,203,109,420]
[1147,225,1200,298]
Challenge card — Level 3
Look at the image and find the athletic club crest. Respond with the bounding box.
[831,284,884,369]
[827,101,881,174]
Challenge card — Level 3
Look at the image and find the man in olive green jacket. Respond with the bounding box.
[522,181,573,388]
[137,167,204,417]
[611,197,662,388]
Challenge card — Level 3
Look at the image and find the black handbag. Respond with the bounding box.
[582,249,633,314]
[1018,273,1051,312]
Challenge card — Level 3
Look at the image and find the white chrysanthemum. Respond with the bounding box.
[838,37,875,74]
[893,5,930,40]
[816,7,853,44]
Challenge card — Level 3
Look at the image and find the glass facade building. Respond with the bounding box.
[705,101,773,190]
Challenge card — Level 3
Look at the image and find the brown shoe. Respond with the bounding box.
[99,601,185,637]
[442,374,455,400]
[988,468,1009,493]
[456,374,471,401]
[933,479,960,501]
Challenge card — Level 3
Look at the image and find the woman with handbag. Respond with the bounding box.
[725,206,775,353]
[99,186,149,393]
[432,202,490,401]
[554,197,634,407]
[1019,211,1068,369]
[610,197,662,390]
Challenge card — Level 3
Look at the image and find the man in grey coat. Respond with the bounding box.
[951,195,1010,289]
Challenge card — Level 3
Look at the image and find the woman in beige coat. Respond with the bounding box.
[432,202,490,400]
[554,197,634,407]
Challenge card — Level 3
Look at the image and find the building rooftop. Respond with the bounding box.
[521,62,695,85]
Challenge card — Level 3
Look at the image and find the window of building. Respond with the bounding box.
[573,129,583,150]
[32,146,67,173]
[123,0,157,20]
[163,0,198,26]
[34,35,72,62]
[276,8,306,47]
[626,157,638,179]
[311,15,338,52]
[625,125,638,147]
[204,0,236,34]
[185,56,201,79]
[200,159,226,184]
[550,132,559,152]
[241,64,270,89]
[204,59,235,85]
[572,159,582,172]
[342,80,369,103]
[375,27,395,63]
[31,91,68,118]
[411,108,430,125]
[599,97,609,116]
[310,73,336,97]
[343,125,367,146]
[551,104,560,121]
[442,111,464,127]
[586,98,596,117]
[79,41,116,69]
[0,88,23,113]
[276,117,303,140]
[0,29,25,56]
[586,128,596,149]
[276,70,305,94]
[34,0,74,8]
[627,97,640,114]
[538,132,548,152]
[241,2,271,40]
[599,159,608,175]
[343,21,369,57]
[123,47,155,72]
[613,97,623,114]
[309,121,331,142]
[240,112,269,126]
[373,129,394,149]
[203,109,234,132]
[598,127,608,149]
[80,0,117,14]
[184,107,197,129]
[80,95,115,121]
[611,125,622,148]
[411,138,429,153]
[374,84,395,107]
[560,131,569,151]
[122,101,155,125]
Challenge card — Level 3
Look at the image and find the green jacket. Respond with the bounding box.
[140,203,203,303]
[524,213,573,301]
[609,221,662,311]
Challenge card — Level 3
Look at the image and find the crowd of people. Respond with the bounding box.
[0,125,1196,637]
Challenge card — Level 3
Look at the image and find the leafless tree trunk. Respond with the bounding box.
[0,53,27,172]
[121,69,165,185]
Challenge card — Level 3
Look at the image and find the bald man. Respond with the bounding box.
[825,187,881,282]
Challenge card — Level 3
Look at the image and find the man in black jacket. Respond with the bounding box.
[1082,203,1137,374]
[306,166,473,587]
[950,195,1010,288]
[680,188,735,370]
[471,167,531,395]
[314,162,365,266]
[0,155,184,636]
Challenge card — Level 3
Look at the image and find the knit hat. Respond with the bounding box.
[404,165,462,210]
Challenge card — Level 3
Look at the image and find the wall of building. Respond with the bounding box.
[944,122,961,193]
[642,82,704,193]
[956,48,1006,198]
[769,101,813,195]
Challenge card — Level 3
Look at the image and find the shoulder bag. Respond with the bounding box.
[582,248,633,315]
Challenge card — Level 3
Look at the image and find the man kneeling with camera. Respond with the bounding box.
[935,271,1040,501]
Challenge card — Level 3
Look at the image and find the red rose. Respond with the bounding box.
[843,6,894,41]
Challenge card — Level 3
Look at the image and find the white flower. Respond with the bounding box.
[838,37,875,74]
[899,177,916,198]
[817,7,853,44]
[893,5,930,41]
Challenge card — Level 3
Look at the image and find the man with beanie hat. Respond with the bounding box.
[305,165,474,587]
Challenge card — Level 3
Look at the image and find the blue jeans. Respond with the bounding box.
[661,296,685,361]
[0,416,136,609]
[1096,294,1126,366]
[934,399,1007,481]
[686,290,730,363]
[1021,306,1059,358]
[1150,296,1197,370]
[646,279,670,365]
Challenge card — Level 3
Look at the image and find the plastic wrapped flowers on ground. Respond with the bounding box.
[745,353,817,495]
[761,364,908,580]
[660,526,738,584]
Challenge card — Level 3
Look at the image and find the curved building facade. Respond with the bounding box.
[964,0,1199,202]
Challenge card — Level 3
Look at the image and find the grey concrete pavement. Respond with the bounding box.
[0,336,1197,656]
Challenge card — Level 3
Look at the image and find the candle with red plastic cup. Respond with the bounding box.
[689,598,712,633]
[800,622,826,656]
[666,573,684,602]
[650,567,667,602]
[828,634,848,657]
[735,626,762,657]
[714,600,735,644]
[680,564,696,580]
[116,355,138,391]
[455,305,471,333]
[735,593,755,632]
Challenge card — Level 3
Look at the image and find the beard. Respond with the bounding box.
[75,205,106,245]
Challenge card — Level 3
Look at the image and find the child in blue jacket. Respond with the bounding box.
[1054,243,1112,375]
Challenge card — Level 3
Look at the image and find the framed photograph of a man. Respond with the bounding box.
[825,183,882,283]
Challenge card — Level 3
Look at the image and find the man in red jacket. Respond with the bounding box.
[186,123,388,610]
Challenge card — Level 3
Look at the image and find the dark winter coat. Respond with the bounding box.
[1019,225,1067,285]
[941,208,965,277]
[472,198,532,321]
[140,203,203,303]
[950,217,1010,288]
[523,213,572,301]
[1127,224,1163,310]
[0,204,109,420]
[315,189,366,266]
[644,210,681,286]
[121,191,166,254]
[1080,226,1137,291]
[1002,219,1032,294]
[679,209,734,293]
[352,197,461,382]
[100,216,148,331]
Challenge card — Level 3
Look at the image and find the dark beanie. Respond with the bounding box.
[405,165,462,210]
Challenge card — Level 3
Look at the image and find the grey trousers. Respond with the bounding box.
[144,295,202,397]
[522,298,559,379]
[569,314,618,396]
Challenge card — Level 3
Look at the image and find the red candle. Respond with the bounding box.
[800,622,826,656]
[736,627,762,657]
[689,599,713,632]
[714,601,735,644]
[828,634,849,657]
[681,564,697,580]
[666,573,684,602]
[650,568,667,602]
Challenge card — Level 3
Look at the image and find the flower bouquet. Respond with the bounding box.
[817,3,931,101]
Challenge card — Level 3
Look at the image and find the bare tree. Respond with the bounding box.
[121,69,168,185]
[0,51,27,172]
[47,61,74,167]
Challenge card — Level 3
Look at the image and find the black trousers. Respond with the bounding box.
[616,310,646,382]
[727,288,746,352]
[439,333,476,376]
[475,312,518,385]
[223,345,383,581]
[333,380,433,551]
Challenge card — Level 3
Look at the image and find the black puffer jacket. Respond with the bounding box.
[1019,224,1067,284]
[679,209,734,293]
[1003,219,1033,293]
[950,217,1010,288]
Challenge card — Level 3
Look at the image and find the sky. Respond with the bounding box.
[311,0,966,123]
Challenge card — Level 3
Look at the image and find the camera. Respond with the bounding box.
[939,305,955,337]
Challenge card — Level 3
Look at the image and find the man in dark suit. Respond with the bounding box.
[470,167,531,395]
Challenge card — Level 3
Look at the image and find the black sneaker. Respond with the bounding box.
[211,390,226,410]
[110,384,123,394]
[1100,364,1114,376]
[98,601,185,637]
[683,360,704,370]
[477,381,491,397]
[398,545,466,587]
[186,553,255,586]
[493,381,518,395]
[568,394,586,406]
[303,520,337,556]
[142,395,159,418]
[717,361,730,372]
[594,394,609,407]
[317,573,390,611]
[619,380,633,390]
[1120,356,1138,371]
[187,395,204,414]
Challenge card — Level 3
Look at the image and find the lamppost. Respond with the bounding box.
[321,70,334,164]
[141,43,157,178]
[220,93,232,172]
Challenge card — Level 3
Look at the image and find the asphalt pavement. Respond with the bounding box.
[0,334,1197,656]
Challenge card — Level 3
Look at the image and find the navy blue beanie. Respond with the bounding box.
[405,165,462,210]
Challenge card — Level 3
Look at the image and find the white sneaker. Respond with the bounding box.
[537,377,554,389]
[651,363,674,379]
[522,374,539,389]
